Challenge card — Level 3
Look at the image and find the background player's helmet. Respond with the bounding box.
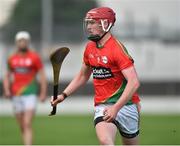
[15,31,31,42]
[84,7,116,42]
[15,31,31,52]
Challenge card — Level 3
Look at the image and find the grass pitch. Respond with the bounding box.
[0,114,180,145]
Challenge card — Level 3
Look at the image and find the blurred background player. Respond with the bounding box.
[3,31,47,145]
[51,7,140,145]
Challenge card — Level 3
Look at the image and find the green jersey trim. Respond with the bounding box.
[115,39,134,63]
[104,80,133,105]
[21,80,38,95]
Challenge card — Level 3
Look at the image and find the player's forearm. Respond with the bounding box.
[39,70,47,96]
[63,71,90,96]
[39,80,47,96]
[3,80,10,93]
[114,79,140,110]
[3,73,11,93]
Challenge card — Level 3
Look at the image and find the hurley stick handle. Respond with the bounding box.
[49,84,58,115]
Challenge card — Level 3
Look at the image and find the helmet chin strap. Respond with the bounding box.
[96,31,108,48]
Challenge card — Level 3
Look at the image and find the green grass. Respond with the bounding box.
[0,114,180,145]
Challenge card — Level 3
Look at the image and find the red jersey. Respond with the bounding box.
[8,49,43,96]
[83,35,140,105]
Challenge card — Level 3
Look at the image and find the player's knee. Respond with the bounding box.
[23,121,32,130]
[19,124,25,132]
[98,136,114,145]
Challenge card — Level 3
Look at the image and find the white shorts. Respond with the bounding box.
[12,94,37,113]
[94,104,140,138]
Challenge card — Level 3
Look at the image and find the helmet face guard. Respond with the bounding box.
[83,18,101,42]
[83,18,113,42]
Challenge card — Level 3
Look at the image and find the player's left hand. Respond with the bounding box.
[39,94,46,102]
[103,105,119,122]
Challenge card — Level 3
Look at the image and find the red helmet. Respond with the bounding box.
[85,7,116,25]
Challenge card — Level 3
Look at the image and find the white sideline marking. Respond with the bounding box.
[0,96,180,116]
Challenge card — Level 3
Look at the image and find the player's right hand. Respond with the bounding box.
[4,90,11,98]
[50,94,65,107]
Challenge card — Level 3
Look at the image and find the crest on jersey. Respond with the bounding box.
[101,56,108,64]
[25,58,32,66]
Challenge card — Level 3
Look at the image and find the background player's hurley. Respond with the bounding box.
[49,47,70,116]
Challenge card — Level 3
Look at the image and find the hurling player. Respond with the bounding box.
[51,7,141,145]
[3,31,47,145]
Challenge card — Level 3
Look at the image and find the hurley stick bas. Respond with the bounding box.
[49,47,70,116]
